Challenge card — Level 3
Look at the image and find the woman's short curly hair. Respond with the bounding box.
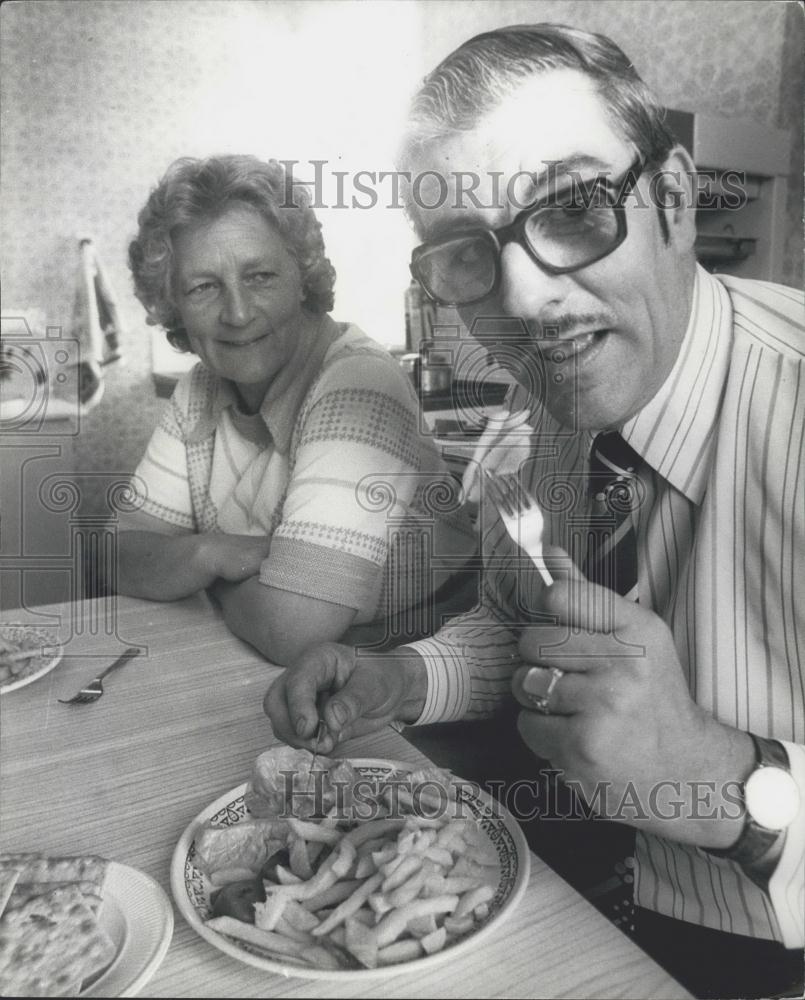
[128,155,336,352]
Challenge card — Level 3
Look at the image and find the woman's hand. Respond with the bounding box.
[200,534,272,582]
[116,529,271,601]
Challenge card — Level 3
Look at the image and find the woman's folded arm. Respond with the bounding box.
[116,527,271,601]
[209,577,357,666]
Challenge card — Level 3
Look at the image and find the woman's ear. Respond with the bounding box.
[651,145,697,253]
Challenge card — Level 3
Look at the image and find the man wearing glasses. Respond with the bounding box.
[266,24,803,997]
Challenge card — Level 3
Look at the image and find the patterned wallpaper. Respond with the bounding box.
[2,0,802,519]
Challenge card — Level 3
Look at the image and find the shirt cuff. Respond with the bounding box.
[768,740,805,947]
[404,632,472,726]
[260,537,381,613]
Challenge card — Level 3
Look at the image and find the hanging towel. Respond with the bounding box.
[70,237,123,411]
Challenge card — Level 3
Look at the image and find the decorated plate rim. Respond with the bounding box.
[170,757,530,982]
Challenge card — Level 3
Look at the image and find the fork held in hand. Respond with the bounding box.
[58,647,142,705]
[485,470,554,587]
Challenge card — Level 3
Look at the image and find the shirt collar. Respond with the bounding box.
[621,265,733,504]
[187,314,339,452]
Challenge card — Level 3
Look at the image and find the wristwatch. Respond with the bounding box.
[705,733,800,885]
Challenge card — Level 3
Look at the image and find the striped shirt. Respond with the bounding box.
[122,320,475,624]
[409,266,805,945]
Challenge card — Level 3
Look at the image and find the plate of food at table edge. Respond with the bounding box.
[0,852,173,997]
[171,745,530,980]
[0,623,63,695]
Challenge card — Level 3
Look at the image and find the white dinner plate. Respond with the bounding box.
[0,623,63,695]
[171,758,530,981]
[81,861,174,997]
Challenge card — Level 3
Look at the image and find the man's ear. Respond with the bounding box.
[651,145,697,252]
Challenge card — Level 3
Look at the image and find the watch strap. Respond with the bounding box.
[703,734,789,867]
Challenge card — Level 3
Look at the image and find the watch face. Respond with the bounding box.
[745,766,800,830]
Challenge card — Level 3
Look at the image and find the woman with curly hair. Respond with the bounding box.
[118,155,475,665]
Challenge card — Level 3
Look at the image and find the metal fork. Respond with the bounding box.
[484,470,554,587]
[57,647,141,705]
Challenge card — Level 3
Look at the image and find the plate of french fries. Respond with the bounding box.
[171,749,529,979]
[0,623,62,695]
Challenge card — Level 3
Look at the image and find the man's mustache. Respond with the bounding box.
[469,313,613,343]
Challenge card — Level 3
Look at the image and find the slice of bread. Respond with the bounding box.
[0,856,115,997]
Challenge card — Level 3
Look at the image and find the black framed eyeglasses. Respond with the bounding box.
[410,155,645,306]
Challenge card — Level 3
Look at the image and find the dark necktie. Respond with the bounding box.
[584,430,643,600]
[578,431,644,933]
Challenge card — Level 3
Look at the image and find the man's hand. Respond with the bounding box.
[264,643,427,753]
[512,549,755,849]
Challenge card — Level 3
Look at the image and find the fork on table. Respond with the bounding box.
[484,470,554,587]
[57,647,142,705]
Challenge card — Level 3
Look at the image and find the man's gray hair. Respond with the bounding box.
[399,23,676,168]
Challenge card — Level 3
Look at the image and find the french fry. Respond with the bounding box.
[306,945,342,971]
[352,907,374,927]
[300,878,363,913]
[368,892,392,917]
[381,854,421,893]
[422,873,447,898]
[345,916,378,968]
[287,818,342,845]
[254,890,289,931]
[406,913,438,938]
[393,787,446,816]
[443,914,474,935]
[374,895,459,948]
[356,836,387,858]
[386,860,434,908]
[289,836,313,880]
[420,925,447,954]
[342,818,405,849]
[449,856,488,880]
[207,915,307,957]
[464,844,499,867]
[377,939,423,966]
[379,852,407,879]
[353,855,375,879]
[436,820,470,850]
[312,871,383,937]
[273,865,302,885]
[407,829,438,854]
[370,844,398,868]
[328,839,357,879]
[208,866,258,886]
[395,830,416,855]
[280,898,320,932]
[439,876,489,895]
[403,814,444,830]
[275,915,316,944]
[461,825,500,865]
[423,846,453,867]
[453,884,495,919]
